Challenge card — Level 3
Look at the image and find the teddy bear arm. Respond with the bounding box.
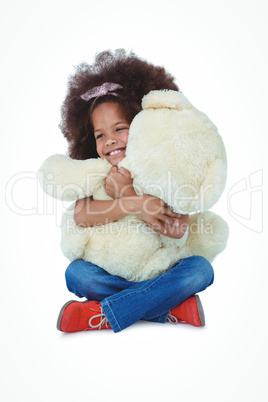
[39,154,111,201]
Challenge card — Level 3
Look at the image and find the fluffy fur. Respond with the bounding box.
[39,90,229,282]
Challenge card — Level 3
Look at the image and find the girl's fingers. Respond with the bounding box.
[152,222,166,234]
[161,216,179,227]
[147,218,166,234]
[117,167,129,176]
[109,167,117,173]
[163,207,181,218]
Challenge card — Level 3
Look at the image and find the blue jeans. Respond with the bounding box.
[65,256,214,333]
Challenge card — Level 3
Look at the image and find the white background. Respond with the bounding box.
[1,0,267,401]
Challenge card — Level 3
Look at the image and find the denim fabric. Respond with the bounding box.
[65,256,214,333]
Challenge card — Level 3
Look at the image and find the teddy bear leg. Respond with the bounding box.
[184,212,229,263]
[132,249,172,281]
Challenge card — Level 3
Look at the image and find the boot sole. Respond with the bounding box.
[56,300,77,331]
[57,300,93,331]
[195,295,205,326]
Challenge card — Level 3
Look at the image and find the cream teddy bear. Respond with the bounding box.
[39,90,229,282]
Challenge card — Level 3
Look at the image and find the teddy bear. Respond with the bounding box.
[39,90,229,282]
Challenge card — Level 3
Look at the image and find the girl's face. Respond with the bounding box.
[92,102,130,166]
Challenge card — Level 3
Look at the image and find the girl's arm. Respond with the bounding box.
[74,166,188,239]
[103,166,189,238]
[74,196,137,227]
[74,195,187,239]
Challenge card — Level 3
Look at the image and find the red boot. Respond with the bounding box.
[167,295,205,327]
[57,300,111,333]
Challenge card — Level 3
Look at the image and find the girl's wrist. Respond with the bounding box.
[120,195,142,216]
[120,187,137,198]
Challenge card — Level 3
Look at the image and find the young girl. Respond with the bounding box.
[57,49,214,333]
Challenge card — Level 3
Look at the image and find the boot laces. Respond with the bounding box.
[88,306,110,330]
[166,313,185,324]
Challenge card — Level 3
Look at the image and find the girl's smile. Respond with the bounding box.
[92,102,130,166]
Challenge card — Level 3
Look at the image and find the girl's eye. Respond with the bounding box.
[96,134,104,139]
[116,127,127,132]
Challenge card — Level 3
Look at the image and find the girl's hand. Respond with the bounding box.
[160,213,189,239]
[134,194,184,237]
[105,167,137,198]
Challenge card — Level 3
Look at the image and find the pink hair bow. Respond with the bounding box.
[80,82,123,101]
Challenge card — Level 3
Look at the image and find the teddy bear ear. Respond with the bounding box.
[142,90,192,111]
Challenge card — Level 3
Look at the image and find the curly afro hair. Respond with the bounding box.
[60,49,179,160]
